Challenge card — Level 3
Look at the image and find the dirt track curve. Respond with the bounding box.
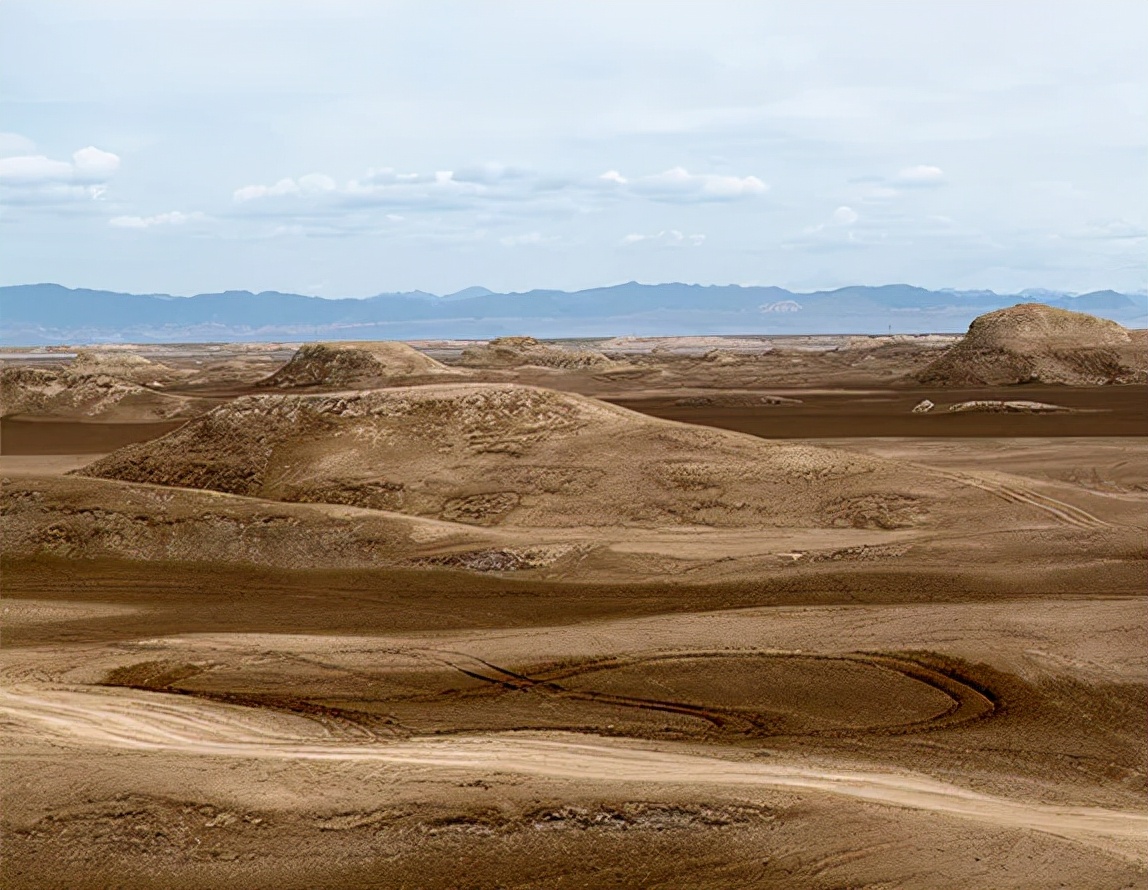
[3,684,1145,860]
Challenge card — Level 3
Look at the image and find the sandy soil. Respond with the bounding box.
[1,338,1146,888]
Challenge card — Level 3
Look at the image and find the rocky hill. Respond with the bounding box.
[458,337,615,370]
[0,367,195,420]
[69,350,185,385]
[915,303,1146,385]
[78,383,1003,531]
[257,341,459,388]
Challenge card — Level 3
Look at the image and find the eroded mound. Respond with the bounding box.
[459,336,614,370]
[70,350,184,384]
[0,474,514,571]
[77,383,994,530]
[0,367,194,420]
[916,303,1145,385]
[258,341,456,388]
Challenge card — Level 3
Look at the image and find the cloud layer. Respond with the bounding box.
[598,167,768,202]
[0,2,1144,296]
[230,164,769,222]
[109,211,205,229]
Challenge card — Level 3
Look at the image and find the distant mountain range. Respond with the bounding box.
[1,282,1145,344]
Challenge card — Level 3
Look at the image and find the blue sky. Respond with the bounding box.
[1,1,1145,297]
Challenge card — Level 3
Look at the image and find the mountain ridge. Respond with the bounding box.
[2,282,1144,344]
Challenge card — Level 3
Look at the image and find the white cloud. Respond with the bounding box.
[72,146,121,181]
[851,167,945,204]
[234,173,337,202]
[621,229,705,247]
[0,146,120,184]
[109,211,205,229]
[0,143,121,204]
[603,166,768,203]
[831,205,859,225]
[802,206,860,235]
[233,167,483,213]
[893,164,946,186]
[0,154,74,183]
[453,162,529,184]
[229,162,766,233]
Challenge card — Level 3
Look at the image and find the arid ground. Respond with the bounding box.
[2,319,1146,888]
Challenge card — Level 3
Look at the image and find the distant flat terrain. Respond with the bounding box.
[615,385,1148,438]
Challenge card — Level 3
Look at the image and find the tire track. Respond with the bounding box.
[417,647,760,731]
[938,470,1111,529]
[419,649,994,738]
[102,648,995,740]
[2,684,1145,859]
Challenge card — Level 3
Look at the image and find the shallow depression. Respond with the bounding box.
[558,654,957,733]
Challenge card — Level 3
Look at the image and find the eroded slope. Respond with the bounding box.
[0,367,197,420]
[916,303,1146,385]
[459,336,615,370]
[258,341,459,389]
[78,382,1005,530]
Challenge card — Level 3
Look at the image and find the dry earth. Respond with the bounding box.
[1,314,1146,888]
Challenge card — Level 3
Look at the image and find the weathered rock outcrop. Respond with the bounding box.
[915,304,1145,386]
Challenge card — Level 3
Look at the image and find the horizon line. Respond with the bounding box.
[3,281,1145,301]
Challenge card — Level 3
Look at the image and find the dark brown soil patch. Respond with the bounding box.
[0,418,187,455]
[613,386,1148,437]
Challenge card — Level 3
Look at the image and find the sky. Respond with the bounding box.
[1,0,1145,297]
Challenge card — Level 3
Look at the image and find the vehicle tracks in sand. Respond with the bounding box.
[414,648,997,738]
[936,469,1112,529]
[417,648,754,731]
[97,648,995,742]
[1,684,1145,860]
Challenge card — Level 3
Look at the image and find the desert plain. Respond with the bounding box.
[1,304,1146,888]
